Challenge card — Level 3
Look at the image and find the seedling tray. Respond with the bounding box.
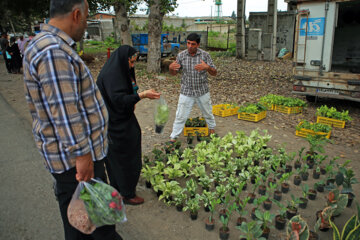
[238,111,266,122]
[184,118,208,136]
[316,116,345,128]
[295,122,331,139]
[212,104,239,117]
[275,105,303,114]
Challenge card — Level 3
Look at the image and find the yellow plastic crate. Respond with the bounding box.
[184,118,208,136]
[275,105,303,114]
[316,116,345,128]
[295,122,331,139]
[260,102,275,111]
[212,104,239,117]
[238,111,267,122]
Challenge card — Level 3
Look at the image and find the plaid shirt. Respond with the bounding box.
[23,24,108,174]
[177,48,216,97]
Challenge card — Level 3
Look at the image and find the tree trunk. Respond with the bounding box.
[114,2,132,46]
[236,0,246,59]
[147,0,164,73]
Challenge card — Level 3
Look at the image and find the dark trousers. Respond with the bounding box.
[105,143,142,199]
[52,160,123,240]
[2,53,11,73]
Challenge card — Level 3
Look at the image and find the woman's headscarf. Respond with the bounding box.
[96,45,140,123]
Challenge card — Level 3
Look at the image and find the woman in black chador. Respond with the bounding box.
[97,45,160,205]
[7,37,22,74]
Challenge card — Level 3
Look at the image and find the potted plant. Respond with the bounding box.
[299,164,309,181]
[238,221,266,240]
[313,166,321,179]
[183,194,201,220]
[219,202,236,240]
[308,186,317,200]
[198,175,213,191]
[293,169,302,186]
[305,134,329,169]
[248,175,260,203]
[336,162,359,207]
[326,189,348,217]
[286,194,301,220]
[299,184,309,209]
[314,180,325,193]
[236,197,249,226]
[172,188,187,212]
[201,190,216,212]
[329,214,360,239]
[286,215,310,239]
[158,180,181,204]
[315,206,335,232]
[255,209,275,239]
[294,147,305,169]
[279,172,292,194]
[251,196,267,220]
[141,164,157,188]
[204,197,220,231]
[273,200,287,230]
[154,101,169,133]
[185,178,198,198]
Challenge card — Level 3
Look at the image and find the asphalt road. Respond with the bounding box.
[0,91,64,239]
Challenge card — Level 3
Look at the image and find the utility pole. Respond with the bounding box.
[236,0,246,59]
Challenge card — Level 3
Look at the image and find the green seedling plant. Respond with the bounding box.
[216,184,229,202]
[183,194,201,215]
[185,179,198,198]
[301,184,309,199]
[316,105,352,121]
[273,200,287,221]
[198,175,213,190]
[191,165,206,179]
[238,221,266,240]
[151,175,165,192]
[158,181,181,205]
[207,197,221,224]
[287,194,301,211]
[172,188,187,208]
[141,165,157,184]
[212,170,226,185]
[201,190,217,211]
[163,165,184,180]
[236,196,250,220]
[255,209,275,231]
[219,202,236,231]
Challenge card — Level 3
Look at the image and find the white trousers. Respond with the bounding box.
[170,93,216,139]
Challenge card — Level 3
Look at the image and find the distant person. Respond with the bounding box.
[0,33,11,73]
[17,35,28,57]
[97,45,160,205]
[168,33,217,141]
[23,0,123,239]
[7,37,22,74]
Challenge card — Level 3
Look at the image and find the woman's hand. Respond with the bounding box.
[140,89,160,100]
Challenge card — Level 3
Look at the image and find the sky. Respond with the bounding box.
[137,0,289,18]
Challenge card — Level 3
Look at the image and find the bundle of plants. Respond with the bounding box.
[238,103,267,114]
[316,105,352,121]
[297,120,332,133]
[260,94,306,107]
[154,97,169,133]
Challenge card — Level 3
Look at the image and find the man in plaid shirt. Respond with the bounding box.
[23,0,122,239]
[169,33,217,141]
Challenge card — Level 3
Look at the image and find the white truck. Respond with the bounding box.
[286,0,360,102]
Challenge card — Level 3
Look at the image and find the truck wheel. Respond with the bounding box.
[306,95,316,102]
[171,47,179,56]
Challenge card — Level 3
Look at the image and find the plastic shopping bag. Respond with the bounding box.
[154,96,169,134]
[67,179,127,234]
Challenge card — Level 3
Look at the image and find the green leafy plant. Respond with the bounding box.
[158,181,181,204]
[154,103,169,126]
[327,189,348,217]
[238,221,266,240]
[255,209,275,231]
[316,105,352,121]
[329,214,360,240]
[297,120,332,133]
[238,103,267,114]
[185,179,198,197]
[183,194,201,214]
[286,215,310,240]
